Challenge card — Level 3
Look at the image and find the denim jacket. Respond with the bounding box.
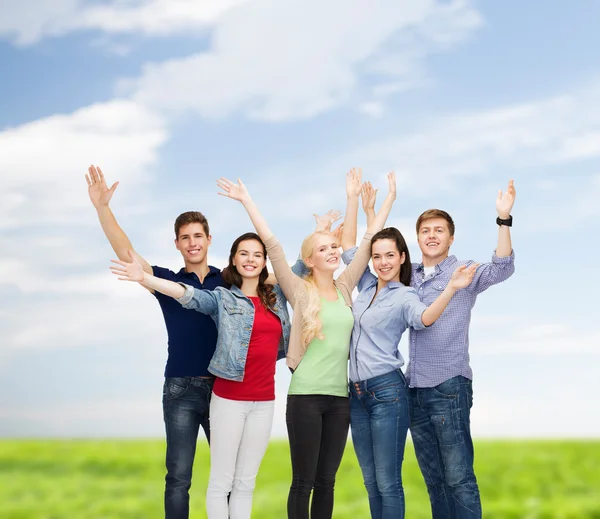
[177,283,291,381]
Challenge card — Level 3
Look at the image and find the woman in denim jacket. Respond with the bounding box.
[111,231,290,519]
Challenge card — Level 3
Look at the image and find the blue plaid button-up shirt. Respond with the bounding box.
[407,252,515,388]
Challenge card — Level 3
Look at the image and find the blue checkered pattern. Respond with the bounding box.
[406,252,515,388]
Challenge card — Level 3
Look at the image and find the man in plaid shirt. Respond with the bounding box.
[407,180,516,519]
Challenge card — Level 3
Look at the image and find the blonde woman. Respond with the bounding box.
[217,170,396,519]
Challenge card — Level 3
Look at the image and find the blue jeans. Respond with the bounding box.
[349,369,410,519]
[163,376,213,519]
[409,376,481,519]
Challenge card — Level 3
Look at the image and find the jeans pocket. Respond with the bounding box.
[431,377,461,399]
[164,377,190,400]
[371,384,399,403]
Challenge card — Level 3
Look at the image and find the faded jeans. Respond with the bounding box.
[409,376,481,519]
[163,376,213,519]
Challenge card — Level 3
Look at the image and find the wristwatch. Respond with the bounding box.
[496,215,513,227]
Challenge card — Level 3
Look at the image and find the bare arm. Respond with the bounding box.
[86,165,153,290]
[366,172,396,234]
[337,173,397,290]
[216,177,304,303]
[420,264,479,326]
[495,179,516,257]
[340,168,362,251]
[110,250,184,299]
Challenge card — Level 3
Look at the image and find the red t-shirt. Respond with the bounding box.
[213,296,282,401]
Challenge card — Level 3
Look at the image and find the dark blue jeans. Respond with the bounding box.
[409,376,481,519]
[163,376,213,519]
[349,369,410,519]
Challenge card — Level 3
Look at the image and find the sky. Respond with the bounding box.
[1,0,599,439]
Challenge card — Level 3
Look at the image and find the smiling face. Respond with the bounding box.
[232,239,267,280]
[372,238,405,284]
[417,217,454,266]
[175,222,211,265]
[304,232,340,273]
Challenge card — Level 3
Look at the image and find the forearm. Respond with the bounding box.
[96,206,134,260]
[241,198,274,242]
[140,272,185,299]
[365,209,375,228]
[367,194,395,233]
[496,225,512,257]
[421,286,457,326]
[341,196,359,251]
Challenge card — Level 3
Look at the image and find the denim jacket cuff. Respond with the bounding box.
[176,283,195,306]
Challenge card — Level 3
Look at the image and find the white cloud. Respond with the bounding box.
[472,320,600,355]
[358,102,385,119]
[124,0,482,121]
[0,99,167,230]
[335,85,600,193]
[0,0,249,45]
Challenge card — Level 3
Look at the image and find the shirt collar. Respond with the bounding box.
[416,255,457,274]
[363,277,405,290]
[176,265,221,277]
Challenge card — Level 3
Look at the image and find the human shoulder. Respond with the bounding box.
[151,265,178,280]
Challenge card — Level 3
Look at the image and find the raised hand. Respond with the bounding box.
[331,222,344,242]
[314,209,342,232]
[110,250,145,282]
[86,165,119,209]
[217,177,251,204]
[361,181,377,214]
[386,171,397,200]
[346,168,363,198]
[448,263,479,290]
[496,179,516,219]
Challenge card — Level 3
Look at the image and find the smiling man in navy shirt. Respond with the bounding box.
[86,165,227,519]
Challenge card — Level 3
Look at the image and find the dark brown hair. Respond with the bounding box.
[415,209,455,237]
[174,211,210,239]
[370,227,412,287]
[221,232,276,310]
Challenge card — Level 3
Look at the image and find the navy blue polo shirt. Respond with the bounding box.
[152,265,227,378]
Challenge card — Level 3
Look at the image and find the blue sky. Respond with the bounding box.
[1,0,599,439]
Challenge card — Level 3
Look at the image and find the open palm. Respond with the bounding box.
[110,251,145,282]
[496,179,516,218]
[86,165,118,209]
[361,181,377,213]
[346,168,363,198]
[217,177,250,203]
[314,210,342,232]
[449,264,478,290]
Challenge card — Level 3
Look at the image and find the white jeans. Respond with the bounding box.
[206,394,275,519]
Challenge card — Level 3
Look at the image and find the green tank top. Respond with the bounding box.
[288,290,354,397]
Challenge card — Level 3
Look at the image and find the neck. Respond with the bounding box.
[311,269,335,290]
[376,277,393,292]
[241,278,260,297]
[184,260,210,282]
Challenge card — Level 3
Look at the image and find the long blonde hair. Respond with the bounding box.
[299,231,335,347]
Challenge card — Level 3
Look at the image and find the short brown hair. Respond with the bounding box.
[174,211,210,239]
[416,209,455,236]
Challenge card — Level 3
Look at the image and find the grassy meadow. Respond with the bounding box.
[1,439,599,518]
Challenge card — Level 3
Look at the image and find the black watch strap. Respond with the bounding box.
[496,215,513,227]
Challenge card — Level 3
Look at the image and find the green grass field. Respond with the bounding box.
[1,439,598,518]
